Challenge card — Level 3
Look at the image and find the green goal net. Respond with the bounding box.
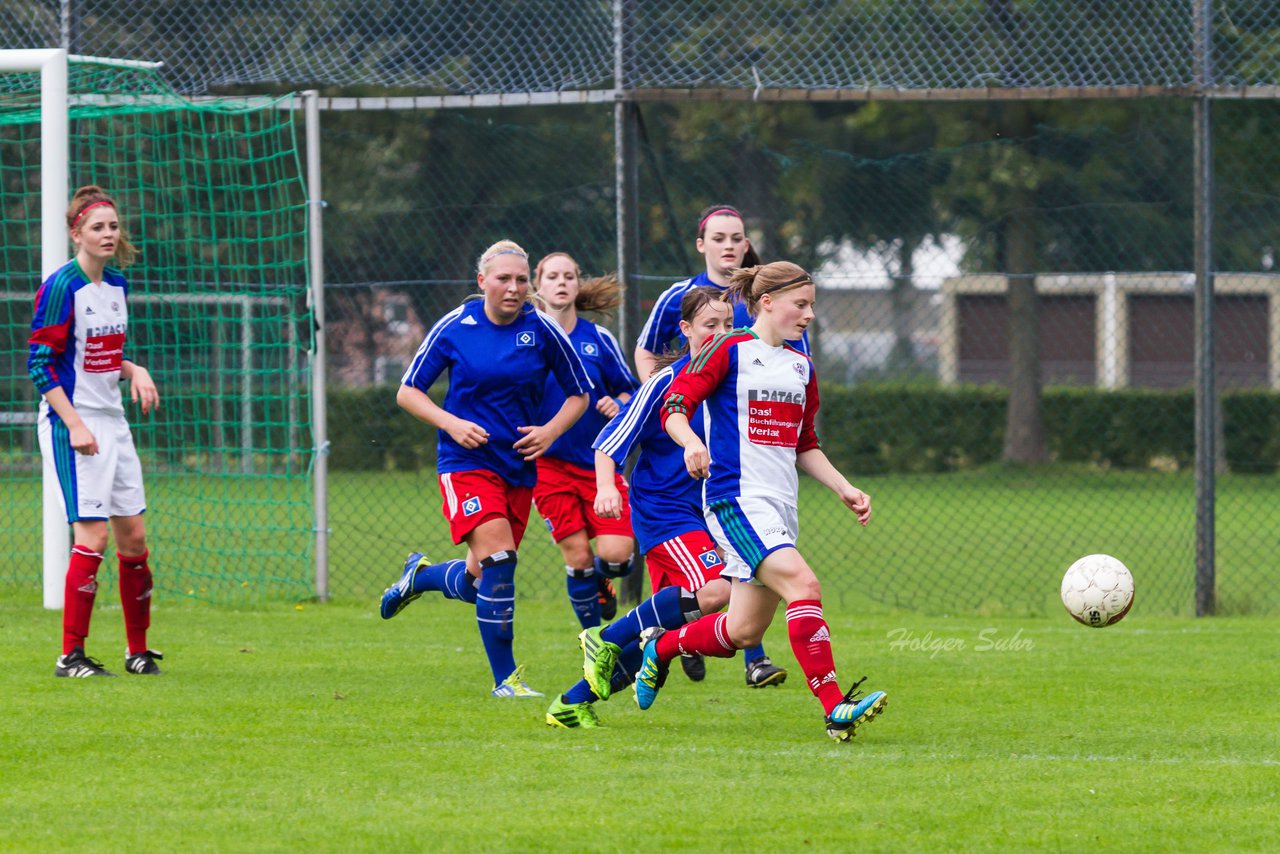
[0,59,313,604]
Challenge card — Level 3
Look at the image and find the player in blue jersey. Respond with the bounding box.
[633,203,809,384]
[545,287,785,729]
[531,252,640,628]
[379,239,593,698]
[28,185,163,677]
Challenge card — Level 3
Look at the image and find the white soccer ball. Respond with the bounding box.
[1060,554,1134,628]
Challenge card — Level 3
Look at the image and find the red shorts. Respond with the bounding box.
[645,529,725,595]
[438,470,533,547]
[533,457,633,543]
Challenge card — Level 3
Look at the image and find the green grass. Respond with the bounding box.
[2,599,1277,852]
[5,466,1280,614]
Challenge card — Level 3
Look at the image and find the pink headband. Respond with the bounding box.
[71,200,114,229]
[698,208,743,233]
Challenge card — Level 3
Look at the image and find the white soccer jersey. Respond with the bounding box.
[661,329,819,506]
[28,260,130,420]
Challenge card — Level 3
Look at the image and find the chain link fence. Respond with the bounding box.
[4,4,1280,615]
[5,2,1280,93]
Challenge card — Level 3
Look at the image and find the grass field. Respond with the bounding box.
[2,597,1277,852]
[5,466,1280,615]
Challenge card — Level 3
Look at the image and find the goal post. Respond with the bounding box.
[0,49,69,608]
[0,51,314,607]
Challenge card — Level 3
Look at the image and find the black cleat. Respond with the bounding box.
[125,649,164,675]
[745,656,788,688]
[55,648,116,678]
[597,575,618,621]
[680,652,706,682]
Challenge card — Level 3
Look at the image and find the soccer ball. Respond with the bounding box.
[1060,554,1134,628]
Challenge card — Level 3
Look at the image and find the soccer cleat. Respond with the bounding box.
[55,648,116,678]
[124,649,164,675]
[680,652,706,682]
[380,552,425,619]
[824,677,888,742]
[597,575,618,621]
[491,664,545,698]
[745,656,787,688]
[579,626,621,701]
[633,629,670,711]
[545,695,601,729]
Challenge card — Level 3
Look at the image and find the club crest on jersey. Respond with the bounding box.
[111,302,120,313]
[462,496,482,517]
[580,341,597,357]
[516,331,536,347]
[793,361,806,379]
[698,549,723,569]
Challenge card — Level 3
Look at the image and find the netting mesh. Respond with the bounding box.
[312,100,1280,616]
[4,1,1280,95]
[0,61,311,603]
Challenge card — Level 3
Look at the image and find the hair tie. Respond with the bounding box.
[481,248,528,265]
[757,273,812,296]
[71,200,113,229]
[698,208,743,233]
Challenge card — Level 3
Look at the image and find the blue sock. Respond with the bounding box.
[600,585,685,647]
[610,639,644,695]
[743,644,766,664]
[412,559,476,603]
[560,637,644,704]
[475,553,517,684]
[562,680,597,705]
[566,567,600,629]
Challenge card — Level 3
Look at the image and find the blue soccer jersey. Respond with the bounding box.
[593,354,706,553]
[635,271,810,357]
[541,318,639,470]
[402,299,592,488]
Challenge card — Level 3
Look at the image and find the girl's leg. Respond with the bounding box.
[62,520,109,655]
[592,534,635,621]
[555,529,600,629]
[465,517,524,689]
[111,514,154,659]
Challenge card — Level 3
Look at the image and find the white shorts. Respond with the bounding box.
[38,410,146,523]
[703,494,799,582]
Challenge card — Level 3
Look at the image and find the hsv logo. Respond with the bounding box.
[516,331,535,347]
[581,342,597,357]
[698,549,723,569]
[462,496,482,517]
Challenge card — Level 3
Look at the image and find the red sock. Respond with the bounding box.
[63,546,103,655]
[655,612,737,662]
[118,549,153,655]
[786,600,844,714]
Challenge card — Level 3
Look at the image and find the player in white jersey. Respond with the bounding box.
[638,260,888,742]
[27,185,163,678]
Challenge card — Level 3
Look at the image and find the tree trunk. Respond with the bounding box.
[887,237,918,375]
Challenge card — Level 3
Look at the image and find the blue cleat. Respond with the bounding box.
[825,677,888,742]
[633,629,669,711]
[380,552,425,620]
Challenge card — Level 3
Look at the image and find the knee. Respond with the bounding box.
[78,531,109,554]
[560,540,593,570]
[793,576,822,602]
[728,624,765,648]
[695,580,730,612]
[595,542,634,565]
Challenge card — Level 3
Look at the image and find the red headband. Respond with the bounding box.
[71,200,114,229]
[698,208,743,233]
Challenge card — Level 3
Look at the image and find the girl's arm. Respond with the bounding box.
[395,384,489,448]
[41,387,97,455]
[120,360,159,414]
[797,448,871,527]
[663,411,710,480]
[514,393,589,460]
[593,449,623,518]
